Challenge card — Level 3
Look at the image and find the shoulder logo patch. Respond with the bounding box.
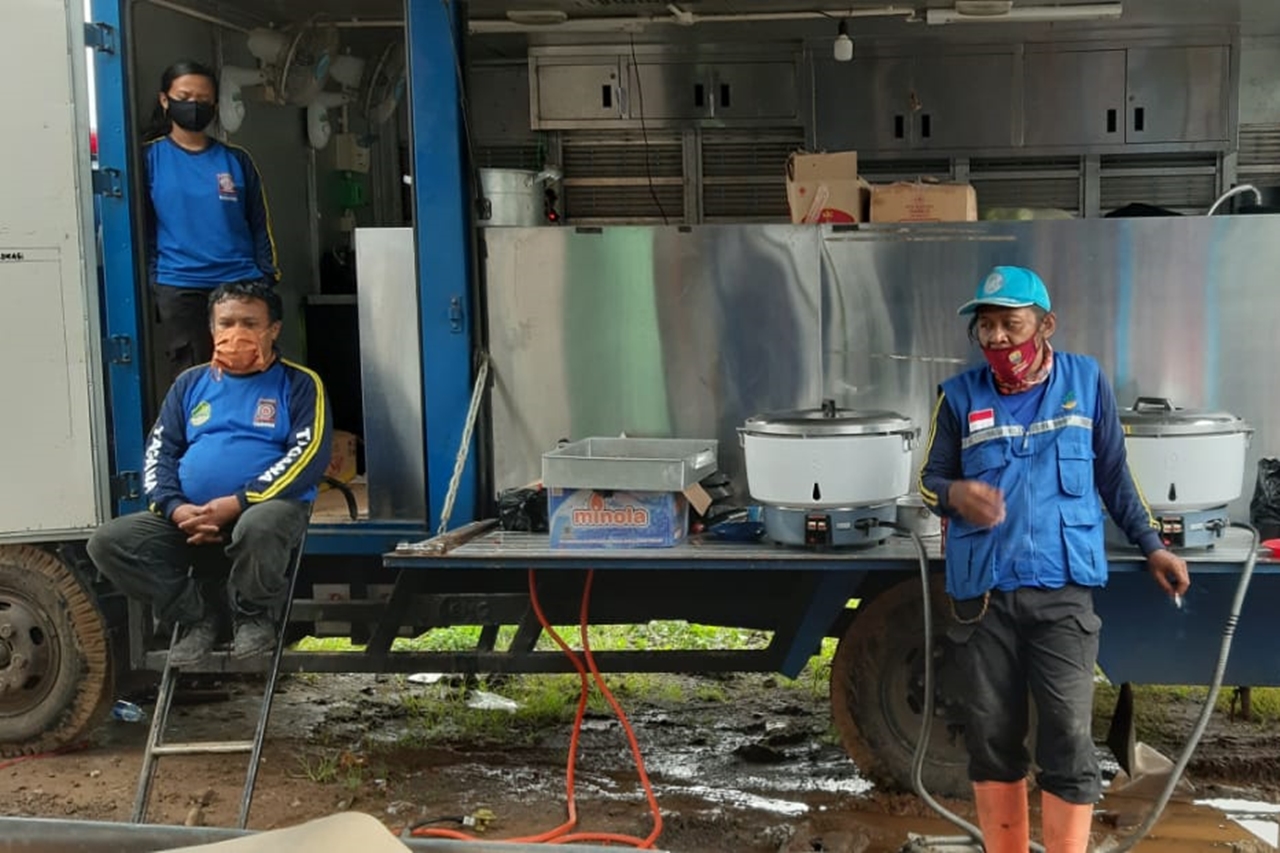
[190,401,212,427]
[1062,390,1078,411]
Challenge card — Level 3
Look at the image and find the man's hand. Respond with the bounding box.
[1147,548,1190,598]
[171,503,204,528]
[947,480,1007,528]
[199,496,243,531]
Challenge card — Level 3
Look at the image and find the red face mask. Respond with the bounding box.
[982,336,1040,386]
[211,327,272,377]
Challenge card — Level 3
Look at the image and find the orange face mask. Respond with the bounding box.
[211,327,273,377]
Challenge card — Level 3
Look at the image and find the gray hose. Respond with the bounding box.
[895,522,1259,853]
[1095,522,1259,853]
[896,526,1046,853]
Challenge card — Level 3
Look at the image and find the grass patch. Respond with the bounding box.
[1092,682,1280,749]
[293,748,366,790]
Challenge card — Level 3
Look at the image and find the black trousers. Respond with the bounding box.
[153,284,214,387]
[949,584,1103,805]
[87,500,310,626]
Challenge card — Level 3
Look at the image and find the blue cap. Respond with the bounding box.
[957,266,1052,315]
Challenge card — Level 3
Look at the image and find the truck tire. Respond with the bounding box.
[829,575,972,799]
[0,545,113,757]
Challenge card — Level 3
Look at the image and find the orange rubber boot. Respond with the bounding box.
[1041,790,1094,853]
[973,780,1030,853]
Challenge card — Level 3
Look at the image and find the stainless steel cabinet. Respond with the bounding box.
[712,61,801,122]
[470,63,535,142]
[531,58,625,128]
[1024,50,1126,147]
[813,53,1017,152]
[627,59,800,123]
[812,56,914,151]
[1125,46,1231,143]
[911,53,1019,149]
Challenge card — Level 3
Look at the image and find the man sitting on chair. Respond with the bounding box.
[89,281,332,667]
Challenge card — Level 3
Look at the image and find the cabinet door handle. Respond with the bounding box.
[601,84,613,109]
[921,113,932,139]
[894,115,905,139]
[719,83,731,108]
[694,83,705,108]
[1106,108,1117,134]
[1134,106,1145,133]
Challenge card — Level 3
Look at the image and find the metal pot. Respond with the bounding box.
[740,399,918,508]
[895,494,941,538]
[1119,396,1253,511]
[477,167,561,227]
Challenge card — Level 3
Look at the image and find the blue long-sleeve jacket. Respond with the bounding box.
[144,358,331,517]
[920,353,1163,595]
[145,137,280,288]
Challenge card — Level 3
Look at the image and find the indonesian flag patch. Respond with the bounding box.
[968,408,995,431]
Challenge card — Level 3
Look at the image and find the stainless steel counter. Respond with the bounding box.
[388,527,1271,572]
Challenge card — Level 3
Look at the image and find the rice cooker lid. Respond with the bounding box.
[1119,396,1249,437]
[744,399,915,437]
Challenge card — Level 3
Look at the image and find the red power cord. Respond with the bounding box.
[411,569,663,848]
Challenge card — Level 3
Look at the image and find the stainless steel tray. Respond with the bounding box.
[542,437,719,492]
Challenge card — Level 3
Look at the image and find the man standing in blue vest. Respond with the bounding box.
[919,266,1190,853]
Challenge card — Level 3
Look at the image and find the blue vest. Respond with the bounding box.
[941,352,1107,600]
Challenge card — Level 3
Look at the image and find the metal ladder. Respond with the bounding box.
[131,529,308,828]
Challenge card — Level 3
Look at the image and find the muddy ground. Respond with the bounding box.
[1,672,1277,852]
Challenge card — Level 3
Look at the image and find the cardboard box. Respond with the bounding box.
[870,181,978,223]
[786,151,870,224]
[548,488,689,549]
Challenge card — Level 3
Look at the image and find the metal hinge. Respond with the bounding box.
[106,334,133,364]
[449,296,464,334]
[111,472,140,501]
[92,168,123,198]
[84,22,116,54]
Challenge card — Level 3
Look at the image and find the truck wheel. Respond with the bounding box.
[0,545,113,757]
[829,575,972,799]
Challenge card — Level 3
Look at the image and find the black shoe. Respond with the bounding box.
[231,616,278,660]
[168,616,218,668]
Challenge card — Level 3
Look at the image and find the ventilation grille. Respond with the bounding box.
[1239,124,1280,170]
[704,184,789,221]
[562,132,682,177]
[1100,174,1216,212]
[858,159,952,181]
[702,130,803,178]
[1100,153,1218,171]
[970,156,1081,172]
[970,178,1080,214]
[563,185,683,222]
[473,144,544,171]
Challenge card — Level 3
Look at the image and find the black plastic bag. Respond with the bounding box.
[498,487,548,533]
[1249,458,1280,541]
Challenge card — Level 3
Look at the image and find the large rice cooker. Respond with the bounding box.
[1119,396,1252,548]
[740,400,918,547]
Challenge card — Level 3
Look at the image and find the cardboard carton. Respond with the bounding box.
[870,181,978,223]
[786,151,870,224]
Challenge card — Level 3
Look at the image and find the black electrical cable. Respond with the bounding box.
[629,35,670,226]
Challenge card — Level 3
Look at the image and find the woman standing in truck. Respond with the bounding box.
[144,60,279,385]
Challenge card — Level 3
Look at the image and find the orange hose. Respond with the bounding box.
[411,569,663,848]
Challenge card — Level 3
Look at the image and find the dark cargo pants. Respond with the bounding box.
[87,499,309,626]
[949,583,1103,805]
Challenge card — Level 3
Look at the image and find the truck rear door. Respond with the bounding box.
[0,0,110,539]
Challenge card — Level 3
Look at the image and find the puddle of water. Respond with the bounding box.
[663,784,809,817]
[1197,798,1280,849]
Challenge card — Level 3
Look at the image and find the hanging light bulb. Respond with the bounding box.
[833,19,854,62]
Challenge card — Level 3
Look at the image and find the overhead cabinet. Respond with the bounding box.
[1023,45,1230,147]
[812,52,1019,152]
[529,50,801,129]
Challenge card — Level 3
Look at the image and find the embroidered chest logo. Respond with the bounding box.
[190,401,212,427]
[968,408,995,431]
[253,398,278,428]
[1062,391,1078,411]
[217,172,238,201]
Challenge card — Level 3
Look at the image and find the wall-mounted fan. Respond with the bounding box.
[363,40,406,126]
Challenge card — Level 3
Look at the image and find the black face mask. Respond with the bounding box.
[167,99,215,132]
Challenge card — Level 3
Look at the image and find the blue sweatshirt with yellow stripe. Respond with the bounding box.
[145,137,279,289]
[143,359,331,517]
